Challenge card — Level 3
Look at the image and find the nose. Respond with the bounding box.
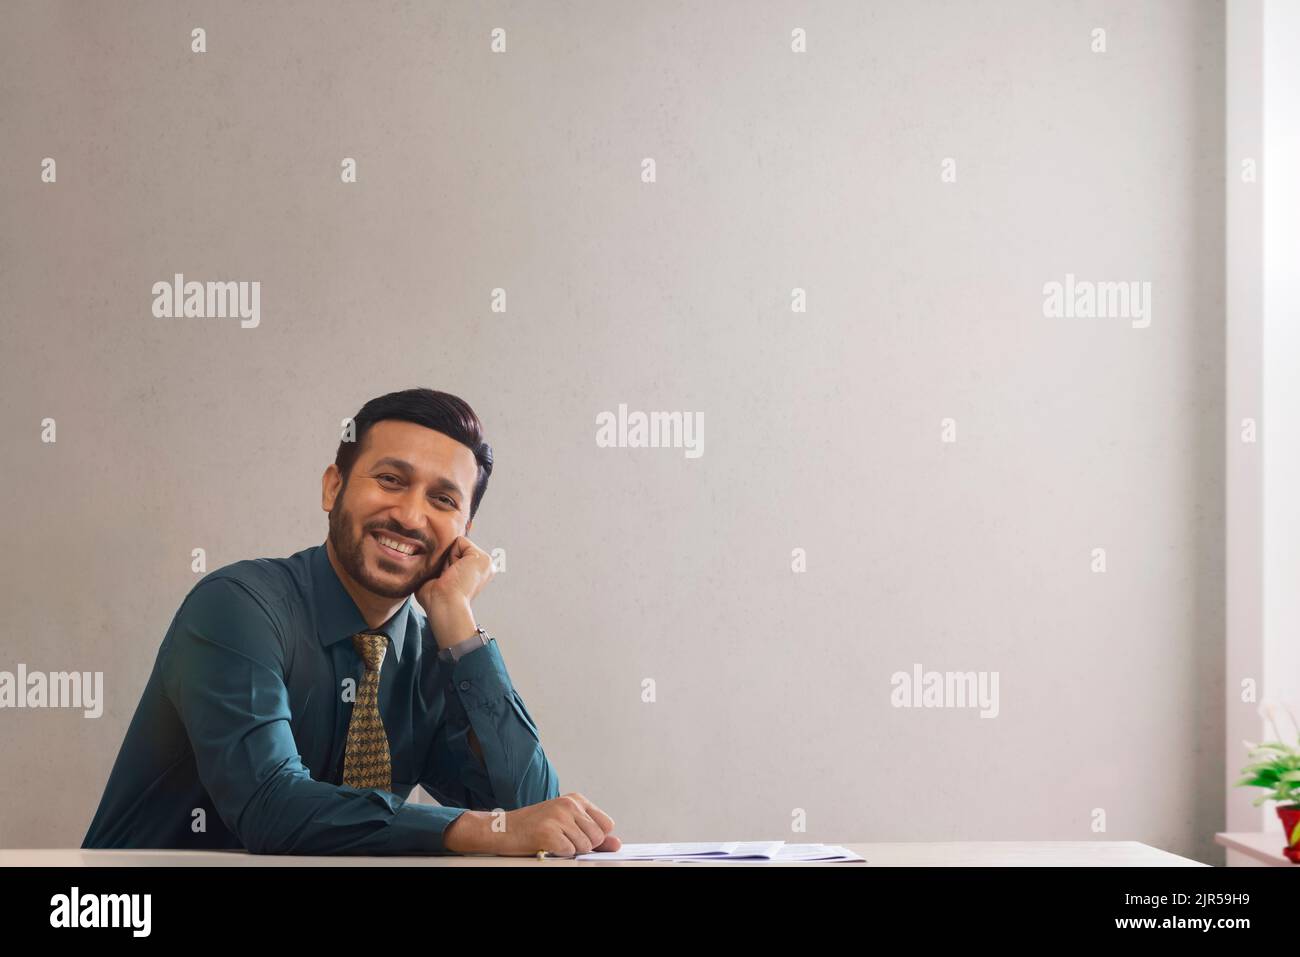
[385,486,429,544]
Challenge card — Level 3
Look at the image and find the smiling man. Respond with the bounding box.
[82,388,620,856]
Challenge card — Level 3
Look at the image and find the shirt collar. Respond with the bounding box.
[311,541,412,664]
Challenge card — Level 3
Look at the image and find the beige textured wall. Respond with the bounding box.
[0,1,1225,862]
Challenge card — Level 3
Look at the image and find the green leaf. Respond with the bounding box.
[1239,765,1281,781]
[1235,776,1275,789]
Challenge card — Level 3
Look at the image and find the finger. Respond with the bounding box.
[564,793,615,834]
[541,831,576,857]
[570,806,607,850]
[464,542,490,569]
[558,819,595,855]
[593,834,622,852]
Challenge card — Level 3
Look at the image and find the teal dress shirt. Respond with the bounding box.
[82,541,560,854]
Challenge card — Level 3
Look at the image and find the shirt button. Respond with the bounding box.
[459,680,471,691]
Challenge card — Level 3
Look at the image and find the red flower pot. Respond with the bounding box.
[1278,805,1300,864]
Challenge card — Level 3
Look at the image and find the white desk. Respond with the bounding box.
[0,842,1207,867]
[1215,832,1299,867]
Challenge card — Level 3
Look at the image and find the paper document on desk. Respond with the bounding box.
[575,841,865,863]
[771,844,866,862]
[575,841,782,861]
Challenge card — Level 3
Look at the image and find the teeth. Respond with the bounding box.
[377,534,416,555]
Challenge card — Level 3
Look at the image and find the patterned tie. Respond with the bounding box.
[342,631,392,791]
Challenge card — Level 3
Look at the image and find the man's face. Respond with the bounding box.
[322,419,479,600]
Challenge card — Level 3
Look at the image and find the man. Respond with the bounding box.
[83,388,620,856]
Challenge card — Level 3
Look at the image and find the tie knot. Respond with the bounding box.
[351,632,388,672]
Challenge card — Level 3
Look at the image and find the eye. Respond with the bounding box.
[436,495,457,508]
[378,474,401,486]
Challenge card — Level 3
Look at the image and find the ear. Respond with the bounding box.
[464,516,473,536]
[322,464,342,512]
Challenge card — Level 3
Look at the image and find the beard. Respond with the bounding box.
[327,489,431,600]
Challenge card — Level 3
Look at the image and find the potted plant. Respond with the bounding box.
[1234,702,1300,863]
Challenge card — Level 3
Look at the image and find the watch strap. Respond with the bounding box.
[438,626,489,664]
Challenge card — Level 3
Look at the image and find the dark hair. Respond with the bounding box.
[334,388,494,521]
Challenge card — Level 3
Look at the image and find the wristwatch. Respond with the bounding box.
[438,625,490,664]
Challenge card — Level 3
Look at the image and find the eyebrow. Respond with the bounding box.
[368,457,467,500]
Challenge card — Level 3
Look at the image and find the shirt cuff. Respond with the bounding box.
[382,804,473,855]
[446,636,513,695]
